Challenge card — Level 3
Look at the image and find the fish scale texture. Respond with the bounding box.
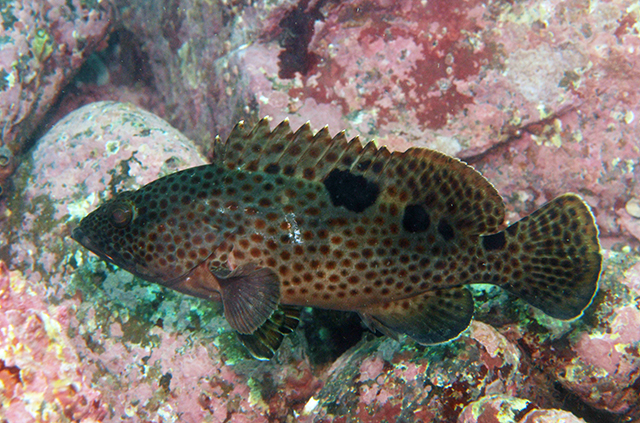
[74,118,601,350]
[74,118,510,312]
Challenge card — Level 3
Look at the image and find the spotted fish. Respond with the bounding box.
[72,118,602,359]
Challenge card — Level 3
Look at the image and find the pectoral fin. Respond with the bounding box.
[216,263,281,334]
[237,305,301,360]
[359,287,474,345]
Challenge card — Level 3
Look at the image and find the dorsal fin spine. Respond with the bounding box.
[249,118,285,167]
[313,132,345,170]
[214,118,506,235]
[263,120,295,168]
[366,146,392,183]
[334,137,363,170]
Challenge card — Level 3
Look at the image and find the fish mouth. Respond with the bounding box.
[71,227,92,249]
[72,226,117,264]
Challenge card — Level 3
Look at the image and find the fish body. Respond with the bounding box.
[73,119,602,359]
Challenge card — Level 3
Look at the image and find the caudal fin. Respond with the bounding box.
[481,194,601,320]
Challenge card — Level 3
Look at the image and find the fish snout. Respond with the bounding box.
[71,226,115,263]
[71,227,92,250]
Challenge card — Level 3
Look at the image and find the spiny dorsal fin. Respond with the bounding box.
[213,118,505,235]
[213,117,386,181]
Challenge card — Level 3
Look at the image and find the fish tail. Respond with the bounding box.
[480,194,601,320]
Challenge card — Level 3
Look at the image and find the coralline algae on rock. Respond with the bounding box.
[0,261,107,422]
[553,253,640,417]
[1,98,639,422]
[0,0,112,191]
[2,101,205,287]
[2,101,325,422]
[94,0,640,245]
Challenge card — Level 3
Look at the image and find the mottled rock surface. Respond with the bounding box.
[1,102,638,422]
[0,0,112,190]
[53,0,640,243]
[1,0,639,421]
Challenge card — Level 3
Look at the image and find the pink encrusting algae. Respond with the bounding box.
[2,101,206,287]
[0,0,639,421]
[551,252,640,415]
[0,261,107,422]
[458,395,588,423]
[46,0,640,243]
[238,0,640,242]
[0,98,636,422]
[0,0,112,190]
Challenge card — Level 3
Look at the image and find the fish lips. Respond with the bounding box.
[72,226,88,246]
[71,227,115,263]
[71,227,94,251]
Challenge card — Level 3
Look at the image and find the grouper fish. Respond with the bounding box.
[72,118,602,359]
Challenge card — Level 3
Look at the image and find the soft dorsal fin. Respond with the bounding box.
[389,148,506,235]
[213,118,505,235]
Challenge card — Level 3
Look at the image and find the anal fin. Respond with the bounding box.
[237,305,301,360]
[359,287,474,345]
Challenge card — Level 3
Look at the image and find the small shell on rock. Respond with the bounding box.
[625,198,640,219]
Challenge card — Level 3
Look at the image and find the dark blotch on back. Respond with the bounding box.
[402,204,431,233]
[482,231,507,251]
[323,169,379,213]
[437,219,455,241]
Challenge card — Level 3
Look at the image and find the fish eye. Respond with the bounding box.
[110,204,133,228]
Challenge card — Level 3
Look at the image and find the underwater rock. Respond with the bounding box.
[2,101,205,289]
[110,0,291,153]
[300,277,639,423]
[551,253,640,418]
[0,0,112,192]
[458,395,586,423]
[82,0,640,244]
[470,249,640,422]
[1,102,232,421]
[1,101,326,422]
[618,205,640,243]
[2,99,638,422]
[0,261,107,422]
[241,0,640,242]
[300,324,524,422]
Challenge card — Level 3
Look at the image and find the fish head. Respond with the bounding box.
[72,191,151,274]
[72,178,222,286]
